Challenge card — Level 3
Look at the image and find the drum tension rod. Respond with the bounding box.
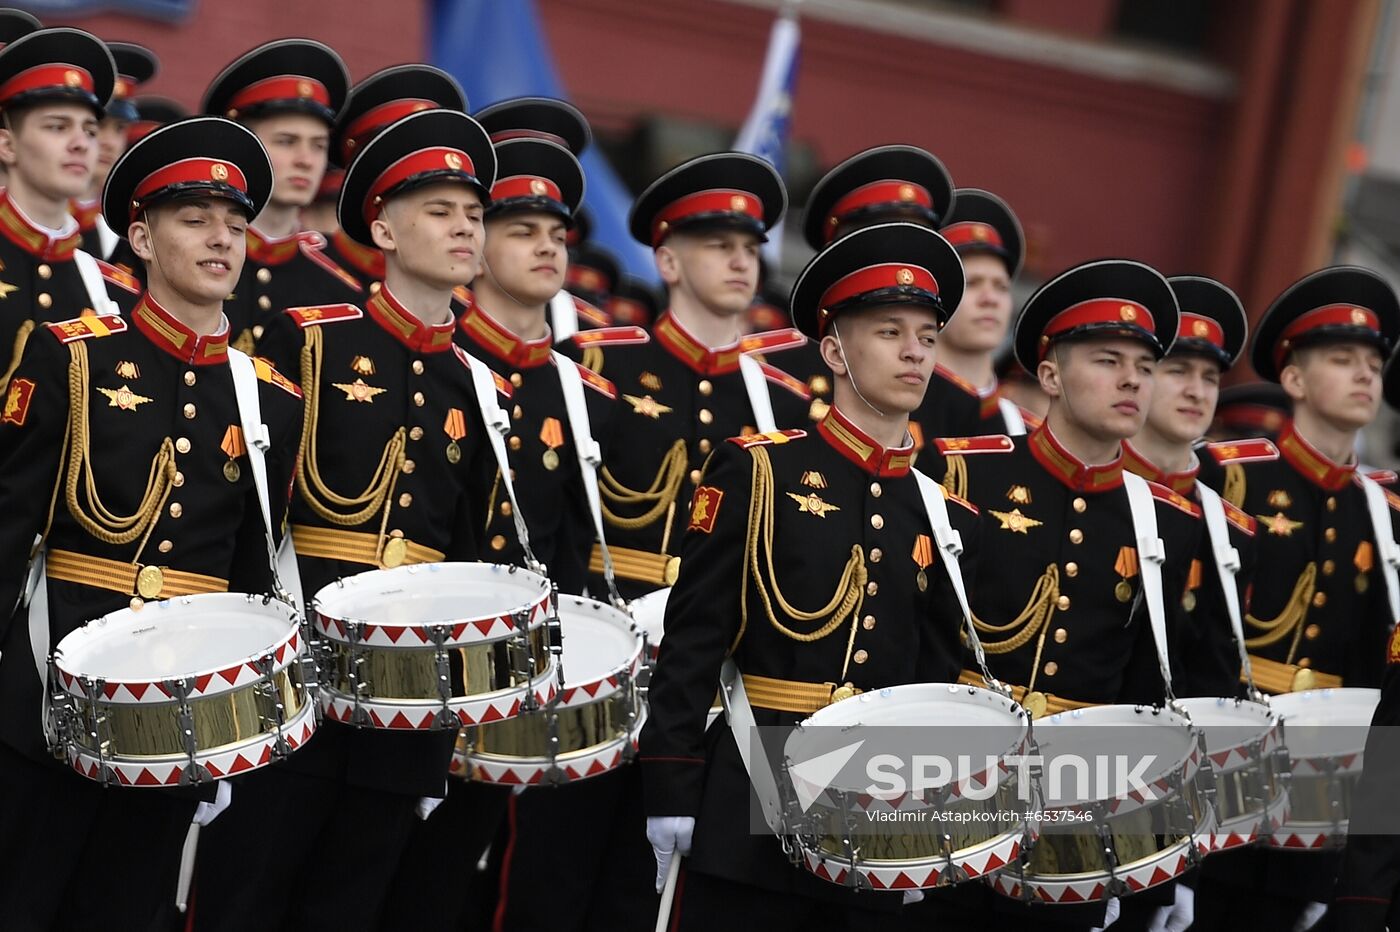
[252,652,290,760]
[619,665,638,765]
[79,674,114,785]
[837,791,871,891]
[431,626,456,730]
[345,620,370,726]
[170,676,211,786]
[1092,801,1128,900]
[1322,756,1345,848]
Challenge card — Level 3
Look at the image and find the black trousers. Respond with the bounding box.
[665,868,889,932]
[0,742,196,932]
[1192,847,1337,932]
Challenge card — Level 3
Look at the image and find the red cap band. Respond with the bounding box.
[1041,298,1155,360]
[817,262,938,333]
[127,120,160,144]
[131,157,250,220]
[825,179,932,243]
[1177,312,1224,350]
[652,188,762,246]
[488,127,569,148]
[112,76,135,100]
[609,297,649,324]
[1275,303,1380,369]
[0,64,94,103]
[941,221,1004,250]
[491,174,563,204]
[568,265,610,293]
[340,98,436,160]
[365,147,476,222]
[226,75,330,116]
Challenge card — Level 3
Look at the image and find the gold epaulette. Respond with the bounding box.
[252,356,302,398]
[933,434,1015,455]
[727,429,806,449]
[46,314,127,343]
[1221,499,1255,536]
[285,303,363,329]
[1149,480,1201,518]
[451,344,514,399]
[1204,438,1278,465]
[573,362,616,399]
[94,258,140,295]
[573,295,612,328]
[756,361,811,400]
[739,327,806,355]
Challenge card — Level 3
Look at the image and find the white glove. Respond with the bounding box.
[902,889,925,905]
[646,815,695,892]
[193,780,233,827]
[416,795,445,820]
[1144,884,1193,932]
[1091,896,1122,931]
[1294,902,1328,932]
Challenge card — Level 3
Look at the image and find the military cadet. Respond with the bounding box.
[322,62,467,291]
[0,27,143,394]
[191,108,502,932]
[0,7,37,190]
[609,274,661,330]
[1210,381,1292,441]
[642,221,977,930]
[126,94,186,145]
[302,164,342,235]
[582,151,810,601]
[73,41,155,263]
[202,38,362,352]
[566,239,620,328]
[1193,266,1400,932]
[0,115,299,930]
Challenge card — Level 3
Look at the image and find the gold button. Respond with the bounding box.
[689,469,702,484]
[252,324,264,340]
[1072,497,1087,513]
[402,459,416,474]
[853,649,868,664]
[1312,591,1327,608]
[862,615,876,631]
[699,409,713,425]
[1305,624,1321,640]
[866,581,879,597]
[257,295,271,310]
[1069,529,1083,544]
[1064,562,1079,577]
[870,482,882,498]
[1325,528,1337,543]
[398,493,413,507]
[1297,657,1312,669]
[1054,627,1068,644]
[869,547,883,563]
[698,438,712,453]
[182,403,196,419]
[871,514,884,529]
[172,471,185,487]
[500,501,512,517]
[37,293,51,309]
[510,373,523,387]
[168,502,183,518]
[257,267,272,284]
[512,405,523,420]
[382,537,407,567]
[175,438,191,454]
[412,360,425,375]
[183,371,196,386]
[37,264,50,279]
[389,529,404,538]
[1056,595,1070,611]
[698,380,713,396]
[508,436,522,451]
[413,391,425,407]
[1044,661,1059,677]
[158,540,173,553]
[370,281,381,294]
[409,426,424,440]
[490,534,507,551]
[1326,497,1337,512]
[129,597,144,611]
[1322,560,1335,576]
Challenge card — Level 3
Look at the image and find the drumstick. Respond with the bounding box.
[175,822,200,912]
[653,855,682,932]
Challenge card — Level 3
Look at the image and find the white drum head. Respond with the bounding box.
[1271,688,1380,758]
[628,587,670,643]
[1032,705,1192,807]
[1177,697,1276,754]
[557,596,640,688]
[313,562,549,628]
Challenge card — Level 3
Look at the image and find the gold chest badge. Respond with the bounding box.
[1006,485,1032,505]
[1257,512,1303,537]
[97,384,152,411]
[624,393,672,419]
[989,508,1042,534]
[1267,489,1292,509]
[333,378,387,403]
[786,491,841,518]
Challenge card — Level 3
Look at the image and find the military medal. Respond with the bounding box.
[220,425,246,484]
[223,460,241,483]
[1114,546,1139,603]
[540,417,564,471]
[911,535,934,593]
[446,442,461,464]
[444,408,467,465]
[1115,580,1134,603]
[1356,541,1374,593]
[916,570,928,592]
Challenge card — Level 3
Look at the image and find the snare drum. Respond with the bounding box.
[786,683,1030,891]
[1267,687,1381,850]
[992,705,1216,905]
[52,593,315,787]
[1177,697,1289,851]
[453,595,645,784]
[312,563,559,731]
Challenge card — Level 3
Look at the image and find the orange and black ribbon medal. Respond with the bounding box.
[912,534,934,592]
[444,408,467,463]
[221,425,246,482]
[1114,546,1139,603]
[540,416,564,471]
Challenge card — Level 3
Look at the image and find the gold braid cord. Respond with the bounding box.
[64,342,175,550]
[942,454,968,501]
[296,327,405,529]
[0,318,34,394]
[600,437,688,530]
[1222,464,1246,509]
[970,564,1060,654]
[732,446,866,658]
[1244,562,1317,660]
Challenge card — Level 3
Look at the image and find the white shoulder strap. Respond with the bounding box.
[549,289,579,343]
[1121,472,1174,701]
[1195,481,1254,691]
[997,397,1027,437]
[463,350,540,571]
[1358,473,1400,626]
[72,248,120,317]
[94,215,119,262]
[552,351,619,603]
[737,352,777,433]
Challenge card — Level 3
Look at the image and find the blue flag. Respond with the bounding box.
[733,9,801,266]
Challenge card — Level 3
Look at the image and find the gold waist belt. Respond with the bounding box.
[291,525,445,569]
[1247,655,1342,694]
[957,669,1093,719]
[45,549,229,600]
[589,543,680,587]
[741,673,847,715]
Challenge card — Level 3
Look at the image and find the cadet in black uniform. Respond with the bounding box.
[74,41,155,264]
[642,221,977,931]
[1210,381,1292,441]
[192,109,504,932]
[0,115,299,931]
[0,6,38,190]
[126,94,186,144]
[201,38,362,352]
[609,273,661,330]
[1193,266,1400,932]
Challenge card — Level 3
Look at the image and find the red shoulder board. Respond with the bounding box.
[943,486,978,516]
[571,326,650,348]
[1204,438,1278,465]
[1149,480,1201,518]
[252,356,302,399]
[758,361,811,400]
[573,295,612,328]
[1019,406,1043,431]
[46,314,128,343]
[284,303,363,329]
[94,258,140,295]
[933,434,1015,455]
[297,231,363,293]
[573,362,616,399]
[451,345,515,399]
[1220,499,1255,536]
[1366,469,1398,486]
[727,429,807,449]
[453,285,474,307]
[740,327,807,355]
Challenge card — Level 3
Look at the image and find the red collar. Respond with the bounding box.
[0,191,82,261]
[654,312,744,375]
[457,304,553,368]
[367,285,456,353]
[331,228,385,281]
[1122,441,1199,495]
[70,197,100,233]
[1277,420,1355,491]
[131,293,230,366]
[1027,425,1125,492]
[246,226,302,266]
[817,406,915,478]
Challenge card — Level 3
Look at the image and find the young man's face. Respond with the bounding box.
[0,103,99,200]
[1040,335,1156,442]
[938,252,1013,356]
[657,227,761,319]
[248,112,330,210]
[1144,353,1221,445]
[480,210,567,306]
[92,116,132,193]
[1281,341,1383,432]
[373,183,484,291]
[820,304,940,416]
[130,198,248,306]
